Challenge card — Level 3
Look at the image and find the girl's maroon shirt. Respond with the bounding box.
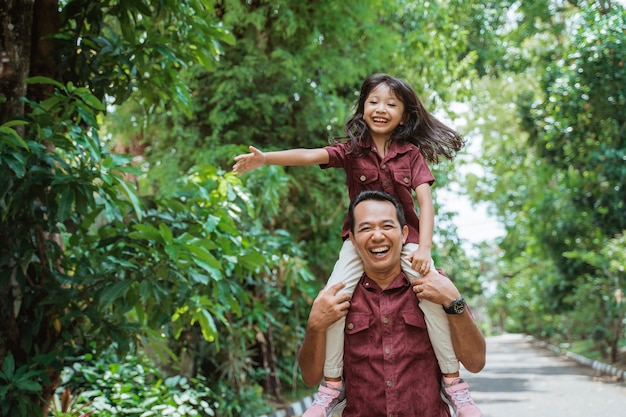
[342,272,451,417]
[322,140,434,244]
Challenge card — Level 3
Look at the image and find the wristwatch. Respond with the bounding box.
[443,297,466,314]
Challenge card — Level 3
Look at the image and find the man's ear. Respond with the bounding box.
[349,231,355,245]
[402,225,409,244]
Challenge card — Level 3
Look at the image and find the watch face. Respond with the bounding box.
[445,298,466,314]
[452,300,465,314]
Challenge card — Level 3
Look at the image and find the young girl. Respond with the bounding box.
[233,74,481,417]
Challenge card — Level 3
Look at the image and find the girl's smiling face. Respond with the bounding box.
[363,83,405,142]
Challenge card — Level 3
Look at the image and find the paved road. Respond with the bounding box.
[466,333,626,417]
[271,333,625,417]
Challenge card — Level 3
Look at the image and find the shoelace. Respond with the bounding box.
[450,388,473,406]
[313,391,337,407]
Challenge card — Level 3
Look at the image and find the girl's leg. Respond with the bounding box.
[303,241,362,417]
[401,243,459,375]
[323,240,364,378]
[402,244,483,417]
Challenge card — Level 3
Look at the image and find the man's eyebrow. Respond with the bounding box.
[356,219,397,228]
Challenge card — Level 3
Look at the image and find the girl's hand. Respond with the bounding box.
[233,145,266,174]
[408,246,432,275]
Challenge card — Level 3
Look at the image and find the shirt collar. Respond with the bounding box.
[360,139,415,158]
[361,272,411,292]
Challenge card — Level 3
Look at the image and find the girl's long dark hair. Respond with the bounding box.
[334,73,465,164]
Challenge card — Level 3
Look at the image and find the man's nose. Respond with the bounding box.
[371,228,385,240]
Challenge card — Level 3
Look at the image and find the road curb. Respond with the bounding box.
[529,335,626,380]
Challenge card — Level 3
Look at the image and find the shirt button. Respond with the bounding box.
[403,177,409,184]
[386,380,393,387]
[385,348,391,355]
[347,323,354,330]
[383,317,389,324]
[381,164,387,169]
[383,181,389,188]
[360,175,366,181]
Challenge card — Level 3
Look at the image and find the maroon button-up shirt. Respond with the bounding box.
[343,273,451,417]
[322,140,434,244]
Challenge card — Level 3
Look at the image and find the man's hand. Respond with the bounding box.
[298,282,351,386]
[307,282,351,333]
[410,269,461,307]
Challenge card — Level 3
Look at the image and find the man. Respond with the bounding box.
[298,190,486,416]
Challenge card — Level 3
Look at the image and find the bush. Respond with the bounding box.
[56,347,271,417]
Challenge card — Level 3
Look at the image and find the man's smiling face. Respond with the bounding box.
[349,199,408,285]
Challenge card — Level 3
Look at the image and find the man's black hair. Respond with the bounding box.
[348,190,407,233]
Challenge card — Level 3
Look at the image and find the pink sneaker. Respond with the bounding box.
[303,381,346,417]
[441,378,482,417]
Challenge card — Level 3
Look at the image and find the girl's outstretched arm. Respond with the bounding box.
[233,145,329,175]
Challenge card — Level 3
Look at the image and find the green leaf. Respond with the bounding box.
[2,153,27,178]
[196,309,217,343]
[100,280,133,309]
[159,223,173,244]
[74,87,106,111]
[25,76,65,90]
[15,379,42,392]
[57,186,74,222]
[114,176,143,220]
[186,244,222,279]
[129,224,162,242]
[0,119,27,129]
[0,126,30,151]
[1,352,15,379]
[126,0,152,16]
[237,251,266,271]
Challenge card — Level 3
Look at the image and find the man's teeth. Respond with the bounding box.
[371,246,389,254]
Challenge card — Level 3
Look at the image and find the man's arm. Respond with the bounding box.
[410,270,486,373]
[446,307,486,373]
[298,282,351,386]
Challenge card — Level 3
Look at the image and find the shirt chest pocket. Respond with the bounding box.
[344,313,372,361]
[400,309,432,356]
[352,168,379,187]
[392,169,413,190]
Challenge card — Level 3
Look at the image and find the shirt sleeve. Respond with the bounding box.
[410,148,435,188]
[321,142,349,170]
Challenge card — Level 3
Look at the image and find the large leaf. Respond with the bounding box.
[99,280,134,309]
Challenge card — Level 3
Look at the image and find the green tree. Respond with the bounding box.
[466,1,626,359]
[0,1,277,415]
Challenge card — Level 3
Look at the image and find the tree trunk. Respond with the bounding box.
[0,0,35,123]
[0,0,36,370]
[265,327,283,402]
[1,1,61,415]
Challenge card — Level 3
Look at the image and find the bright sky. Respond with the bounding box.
[435,105,505,246]
[437,184,505,246]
